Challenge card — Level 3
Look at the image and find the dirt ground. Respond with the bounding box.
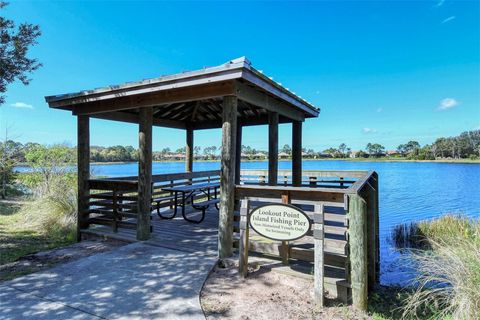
[0,239,125,281]
[201,259,369,320]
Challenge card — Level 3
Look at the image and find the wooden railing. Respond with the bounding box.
[82,168,377,308]
[87,179,139,232]
[84,170,220,233]
[234,170,379,308]
[239,169,364,188]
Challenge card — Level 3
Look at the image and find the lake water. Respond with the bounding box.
[18,160,480,285]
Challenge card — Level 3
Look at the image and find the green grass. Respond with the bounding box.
[391,214,479,249]
[0,199,75,265]
[389,215,480,319]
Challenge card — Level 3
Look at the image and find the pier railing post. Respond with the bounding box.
[313,204,324,307]
[372,172,380,283]
[239,199,250,277]
[364,180,378,292]
[348,193,368,311]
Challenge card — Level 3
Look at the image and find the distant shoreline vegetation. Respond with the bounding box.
[12,157,480,167]
[3,129,480,167]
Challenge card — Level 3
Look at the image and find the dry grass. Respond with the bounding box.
[18,173,77,239]
[395,216,480,319]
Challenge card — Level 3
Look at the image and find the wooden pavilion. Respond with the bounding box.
[45,57,319,254]
[45,57,378,309]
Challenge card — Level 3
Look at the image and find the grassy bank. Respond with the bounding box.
[391,215,480,319]
[0,198,75,266]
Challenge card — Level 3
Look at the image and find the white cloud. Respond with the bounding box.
[11,102,33,109]
[441,16,455,24]
[362,128,377,134]
[376,107,383,113]
[436,0,445,7]
[437,98,459,111]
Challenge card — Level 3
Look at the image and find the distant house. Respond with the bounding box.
[164,153,186,160]
[386,150,400,157]
[350,151,360,158]
[253,152,267,160]
[278,152,290,159]
[318,153,333,158]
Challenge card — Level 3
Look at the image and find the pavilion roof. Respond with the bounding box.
[45,57,320,130]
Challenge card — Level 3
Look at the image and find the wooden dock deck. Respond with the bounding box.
[82,207,219,255]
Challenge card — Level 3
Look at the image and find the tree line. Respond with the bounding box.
[1,130,479,197]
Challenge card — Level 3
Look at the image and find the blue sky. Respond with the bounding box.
[1,0,479,152]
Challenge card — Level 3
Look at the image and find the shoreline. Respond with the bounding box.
[94,158,480,165]
[14,158,480,167]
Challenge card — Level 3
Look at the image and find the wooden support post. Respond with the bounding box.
[281,192,291,265]
[219,95,237,259]
[313,204,324,307]
[239,199,250,277]
[235,124,242,185]
[77,115,90,241]
[185,126,193,173]
[137,107,152,241]
[348,194,368,311]
[372,172,380,283]
[268,112,278,186]
[365,182,377,292]
[292,121,302,187]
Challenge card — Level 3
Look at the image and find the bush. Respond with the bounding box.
[19,174,77,242]
[18,144,77,242]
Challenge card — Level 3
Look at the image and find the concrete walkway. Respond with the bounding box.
[0,243,218,319]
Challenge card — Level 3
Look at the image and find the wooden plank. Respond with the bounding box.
[219,95,237,259]
[77,115,90,240]
[192,113,294,130]
[235,80,305,121]
[88,179,138,191]
[235,185,347,203]
[349,171,375,194]
[71,81,237,115]
[314,204,324,307]
[240,169,368,179]
[89,111,186,129]
[348,194,368,311]
[268,111,279,186]
[240,69,318,117]
[292,121,302,187]
[137,107,152,240]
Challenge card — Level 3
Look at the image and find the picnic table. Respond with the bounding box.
[158,181,220,223]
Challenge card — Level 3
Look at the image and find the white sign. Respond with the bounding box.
[249,204,311,241]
